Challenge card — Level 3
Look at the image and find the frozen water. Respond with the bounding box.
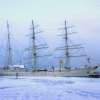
[0,76,100,100]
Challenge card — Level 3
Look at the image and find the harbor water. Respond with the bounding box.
[0,76,100,100]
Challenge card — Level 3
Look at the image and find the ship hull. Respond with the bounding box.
[0,67,99,77]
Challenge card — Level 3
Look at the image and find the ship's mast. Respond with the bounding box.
[6,21,12,68]
[64,20,70,67]
[27,20,50,70]
[56,20,86,69]
[31,20,37,68]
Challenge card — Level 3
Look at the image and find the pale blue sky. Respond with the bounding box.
[0,0,99,21]
[0,0,100,66]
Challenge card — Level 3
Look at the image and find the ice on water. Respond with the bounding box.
[0,76,100,100]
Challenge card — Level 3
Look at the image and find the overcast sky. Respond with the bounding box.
[0,0,100,66]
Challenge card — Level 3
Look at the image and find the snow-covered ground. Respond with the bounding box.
[0,76,100,100]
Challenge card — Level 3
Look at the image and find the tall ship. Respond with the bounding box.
[0,20,100,77]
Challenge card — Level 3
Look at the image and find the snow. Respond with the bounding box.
[0,77,100,100]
